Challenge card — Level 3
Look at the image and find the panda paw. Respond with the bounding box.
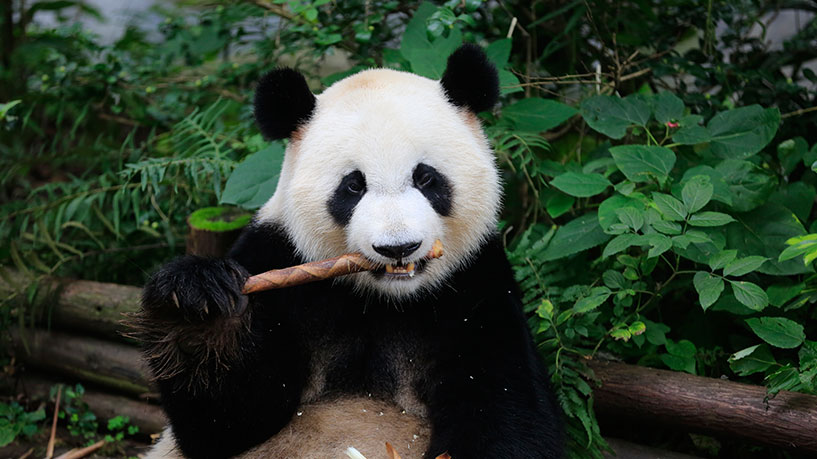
[142,256,249,322]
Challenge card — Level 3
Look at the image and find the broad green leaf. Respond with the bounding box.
[550,172,611,197]
[771,182,816,223]
[543,189,574,218]
[541,213,610,261]
[684,230,712,244]
[745,317,805,349]
[651,92,684,124]
[484,38,512,67]
[221,143,284,209]
[715,159,777,212]
[693,271,724,311]
[729,344,777,376]
[573,287,612,313]
[580,94,651,139]
[611,329,632,341]
[598,194,643,232]
[681,175,713,213]
[688,212,735,227]
[602,270,627,289]
[765,364,801,395]
[651,220,682,235]
[766,282,805,307]
[723,256,767,277]
[662,339,697,374]
[731,281,769,311]
[602,233,644,258]
[777,137,808,176]
[651,193,686,221]
[610,145,676,183]
[778,234,817,265]
[706,105,780,159]
[647,234,672,258]
[727,203,811,275]
[644,319,670,346]
[615,207,644,231]
[708,250,737,270]
[711,293,757,315]
[502,98,577,132]
[629,321,646,336]
[400,3,462,79]
[678,166,733,206]
[672,124,710,145]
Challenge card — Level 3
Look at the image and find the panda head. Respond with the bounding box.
[254,44,501,299]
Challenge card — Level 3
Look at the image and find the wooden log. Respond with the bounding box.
[0,269,140,339]
[589,360,817,452]
[16,374,165,435]
[186,206,251,257]
[12,328,151,396]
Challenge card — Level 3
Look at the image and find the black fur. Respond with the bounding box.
[327,170,367,226]
[440,43,500,114]
[140,223,564,458]
[413,163,452,216]
[254,68,316,140]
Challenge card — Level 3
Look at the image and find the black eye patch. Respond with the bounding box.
[328,170,366,226]
[413,163,452,216]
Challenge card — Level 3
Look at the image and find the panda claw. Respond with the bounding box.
[171,291,180,309]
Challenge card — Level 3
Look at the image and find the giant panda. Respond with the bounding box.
[136,43,563,459]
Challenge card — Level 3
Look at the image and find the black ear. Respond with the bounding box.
[440,43,500,113]
[254,68,317,140]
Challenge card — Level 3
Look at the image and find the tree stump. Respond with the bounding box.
[185,206,251,257]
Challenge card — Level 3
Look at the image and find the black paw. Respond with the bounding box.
[142,256,249,322]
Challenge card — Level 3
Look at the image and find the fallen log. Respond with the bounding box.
[17,375,165,435]
[12,328,151,396]
[589,360,817,453]
[0,269,141,340]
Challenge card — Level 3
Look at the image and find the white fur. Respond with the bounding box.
[258,68,501,298]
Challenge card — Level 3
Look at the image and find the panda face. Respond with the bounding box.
[258,69,500,298]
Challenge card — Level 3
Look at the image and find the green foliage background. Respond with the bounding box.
[2,1,817,457]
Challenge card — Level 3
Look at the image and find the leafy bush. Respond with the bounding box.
[2,1,817,457]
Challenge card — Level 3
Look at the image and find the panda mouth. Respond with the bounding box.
[372,259,429,280]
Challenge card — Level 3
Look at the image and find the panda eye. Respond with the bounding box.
[347,178,365,195]
[416,172,435,189]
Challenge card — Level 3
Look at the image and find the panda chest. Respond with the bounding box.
[299,322,431,418]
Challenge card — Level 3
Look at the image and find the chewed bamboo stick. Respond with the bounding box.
[242,240,444,294]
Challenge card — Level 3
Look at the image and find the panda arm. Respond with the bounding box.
[140,222,311,458]
[421,239,564,458]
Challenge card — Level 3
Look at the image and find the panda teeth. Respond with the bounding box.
[384,262,416,275]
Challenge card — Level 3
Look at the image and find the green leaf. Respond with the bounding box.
[723,256,767,277]
[400,3,462,79]
[609,145,676,183]
[502,98,577,132]
[573,287,612,313]
[541,213,611,261]
[646,234,672,258]
[681,175,713,213]
[765,364,802,395]
[484,38,512,67]
[598,194,643,232]
[693,271,724,311]
[766,282,805,307]
[728,203,811,275]
[615,207,644,231]
[728,344,777,376]
[715,159,777,212]
[602,270,627,289]
[706,105,781,159]
[550,172,611,197]
[708,250,737,270]
[679,166,733,206]
[777,137,808,176]
[688,212,735,227]
[651,193,686,221]
[662,339,697,374]
[602,233,644,258]
[221,143,284,209]
[745,317,805,349]
[731,281,769,311]
[771,182,816,223]
[629,321,646,336]
[778,234,817,264]
[644,319,670,346]
[580,94,651,139]
[651,220,682,235]
[651,92,684,124]
[543,189,574,219]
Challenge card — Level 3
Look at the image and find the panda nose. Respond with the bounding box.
[372,241,422,260]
